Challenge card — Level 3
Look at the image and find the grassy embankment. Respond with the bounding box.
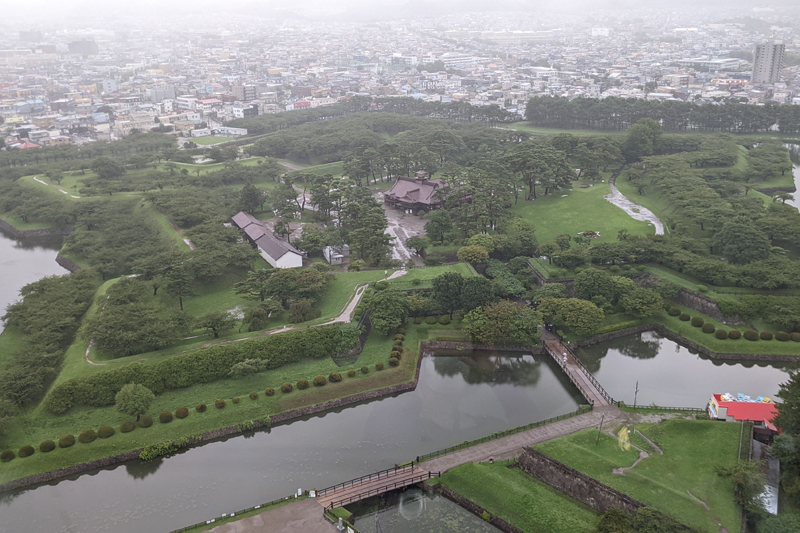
[533,419,742,533]
[431,461,597,532]
[511,175,656,245]
[191,136,234,145]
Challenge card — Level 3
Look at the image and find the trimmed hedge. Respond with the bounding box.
[297,379,309,390]
[395,334,405,341]
[121,421,136,432]
[760,331,773,341]
[361,366,369,374]
[679,313,690,321]
[280,383,292,393]
[668,307,681,316]
[691,317,704,327]
[791,332,800,342]
[18,445,34,458]
[715,329,728,340]
[701,323,715,334]
[176,407,189,419]
[390,350,401,359]
[313,375,327,387]
[266,387,276,396]
[776,331,790,342]
[159,412,173,424]
[232,396,240,404]
[438,315,451,325]
[329,372,342,383]
[215,399,226,409]
[376,362,384,371]
[139,415,154,428]
[347,369,356,378]
[40,440,56,453]
[249,391,259,400]
[425,316,437,324]
[98,425,115,438]
[744,330,759,341]
[1,449,15,462]
[78,430,97,444]
[46,325,344,414]
[59,435,76,448]
[728,330,741,340]
[389,357,399,367]
[196,403,207,413]
[414,317,423,324]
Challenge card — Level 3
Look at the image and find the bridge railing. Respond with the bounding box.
[543,339,614,406]
[317,464,417,498]
[325,472,440,510]
[168,493,302,532]
[415,406,592,464]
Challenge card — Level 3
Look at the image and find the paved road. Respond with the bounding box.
[420,405,624,473]
[208,498,336,533]
[604,173,665,235]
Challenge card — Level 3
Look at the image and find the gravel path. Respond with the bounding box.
[604,173,664,235]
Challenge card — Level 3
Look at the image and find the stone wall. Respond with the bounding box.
[55,254,80,272]
[421,482,525,533]
[0,218,71,238]
[517,448,645,513]
[527,260,575,297]
[569,324,800,363]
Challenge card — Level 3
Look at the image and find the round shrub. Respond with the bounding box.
[663,302,672,311]
[668,307,681,316]
[281,383,293,393]
[390,350,401,359]
[425,316,437,324]
[715,329,728,340]
[696,285,708,293]
[701,323,715,334]
[139,416,153,428]
[395,334,405,341]
[776,331,790,342]
[393,340,403,348]
[622,264,632,270]
[376,362,384,371]
[40,440,56,453]
[414,317,423,324]
[297,379,309,390]
[743,330,759,341]
[728,330,741,340]
[691,317,704,327]
[267,387,277,396]
[679,313,690,321]
[791,332,800,342]
[389,357,399,367]
[329,372,342,383]
[232,396,240,404]
[313,375,327,387]
[249,391,258,400]
[159,412,173,424]
[760,331,773,341]
[438,315,451,325]
[58,435,76,448]
[196,403,207,413]
[361,366,369,374]
[636,265,647,272]
[347,369,356,378]
[78,430,97,444]
[176,407,189,419]
[18,445,34,458]
[120,421,136,433]
[398,328,406,335]
[1,449,15,462]
[609,265,621,273]
[215,399,226,409]
[98,425,115,438]
[411,278,422,286]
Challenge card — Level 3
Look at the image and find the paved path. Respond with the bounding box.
[604,172,664,235]
[420,405,624,473]
[541,330,612,406]
[207,498,336,533]
[317,465,430,509]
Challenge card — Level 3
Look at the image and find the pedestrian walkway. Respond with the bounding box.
[421,405,623,473]
[541,330,613,406]
[316,464,436,509]
[604,172,665,235]
[207,498,336,533]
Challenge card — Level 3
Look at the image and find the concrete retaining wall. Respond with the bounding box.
[0,218,71,238]
[55,254,80,272]
[517,448,645,513]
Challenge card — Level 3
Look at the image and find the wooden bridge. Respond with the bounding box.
[541,330,613,406]
[316,464,439,509]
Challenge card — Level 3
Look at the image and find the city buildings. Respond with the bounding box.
[752,41,786,85]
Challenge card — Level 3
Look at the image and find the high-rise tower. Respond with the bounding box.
[751,41,785,84]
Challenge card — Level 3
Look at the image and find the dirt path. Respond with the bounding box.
[604,172,664,235]
[33,176,89,199]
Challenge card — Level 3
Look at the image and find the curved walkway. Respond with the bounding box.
[604,172,664,235]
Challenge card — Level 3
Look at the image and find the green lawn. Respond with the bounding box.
[192,136,234,145]
[287,161,345,179]
[511,178,655,245]
[533,420,742,532]
[0,212,55,231]
[506,122,624,137]
[386,263,476,290]
[0,326,28,373]
[134,201,191,252]
[435,461,597,533]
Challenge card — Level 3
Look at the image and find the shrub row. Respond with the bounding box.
[47,325,343,414]
[671,311,792,343]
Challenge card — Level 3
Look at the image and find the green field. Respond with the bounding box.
[192,136,234,145]
[511,177,656,244]
[434,461,597,532]
[506,122,624,137]
[386,263,476,290]
[533,420,742,532]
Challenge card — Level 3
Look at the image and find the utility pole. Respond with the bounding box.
[596,414,605,446]
[633,381,639,410]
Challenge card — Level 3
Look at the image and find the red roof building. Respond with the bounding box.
[709,393,779,441]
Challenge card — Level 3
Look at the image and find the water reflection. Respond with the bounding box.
[576,332,789,406]
[125,458,164,480]
[433,353,542,386]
